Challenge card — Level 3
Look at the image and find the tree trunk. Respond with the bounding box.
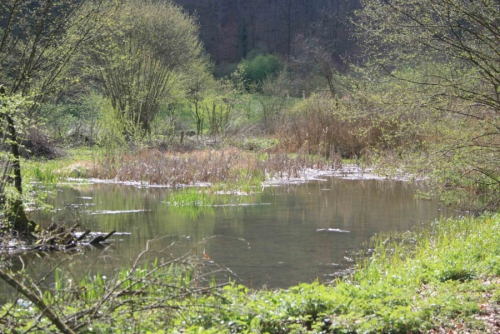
[1,85,30,234]
[5,114,30,234]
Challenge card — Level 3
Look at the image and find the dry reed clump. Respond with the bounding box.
[93,147,337,186]
[276,93,411,159]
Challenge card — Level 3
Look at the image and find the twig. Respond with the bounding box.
[0,268,76,334]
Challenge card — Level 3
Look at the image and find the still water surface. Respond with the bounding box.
[17,177,447,292]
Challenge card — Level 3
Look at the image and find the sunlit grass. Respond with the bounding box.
[23,147,103,184]
[165,188,216,207]
[165,186,258,207]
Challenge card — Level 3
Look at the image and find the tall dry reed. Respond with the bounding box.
[93,147,337,186]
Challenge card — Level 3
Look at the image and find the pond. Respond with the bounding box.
[3,175,447,299]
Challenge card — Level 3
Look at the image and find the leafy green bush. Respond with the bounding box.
[240,54,283,89]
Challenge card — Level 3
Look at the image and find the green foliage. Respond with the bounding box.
[0,92,32,161]
[39,93,101,144]
[229,137,279,152]
[356,0,500,210]
[239,54,283,89]
[165,185,259,208]
[184,63,248,137]
[95,97,135,157]
[96,0,207,136]
[0,0,115,102]
[165,188,216,207]
[0,92,33,227]
[0,0,116,232]
[30,165,58,184]
[358,0,500,107]
[351,61,500,210]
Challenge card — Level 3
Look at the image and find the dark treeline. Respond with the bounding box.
[0,0,360,65]
[174,0,360,64]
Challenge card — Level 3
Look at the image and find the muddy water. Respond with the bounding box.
[15,177,446,293]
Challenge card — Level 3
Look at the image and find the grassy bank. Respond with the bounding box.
[3,214,500,333]
[23,147,103,183]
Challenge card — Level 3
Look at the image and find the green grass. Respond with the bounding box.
[165,185,260,207]
[23,147,102,183]
[165,188,217,207]
[215,170,264,194]
[4,214,500,332]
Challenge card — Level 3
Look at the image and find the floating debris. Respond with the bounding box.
[74,231,131,238]
[212,190,254,196]
[87,209,148,215]
[324,268,355,278]
[316,228,350,233]
[212,203,271,207]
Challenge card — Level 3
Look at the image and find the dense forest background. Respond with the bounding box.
[175,0,359,70]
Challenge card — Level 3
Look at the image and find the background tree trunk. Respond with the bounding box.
[1,86,30,234]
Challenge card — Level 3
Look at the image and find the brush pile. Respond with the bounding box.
[0,222,115,254]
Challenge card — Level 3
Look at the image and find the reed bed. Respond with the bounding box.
[93,147,339,186]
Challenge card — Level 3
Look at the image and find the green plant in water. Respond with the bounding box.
[168,205,215,219]
[167,187,255,207]
[31,165,58,183]
[165,188,216,207]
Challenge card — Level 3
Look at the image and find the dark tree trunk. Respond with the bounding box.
[6,116,30,234]
[1,86,30,234]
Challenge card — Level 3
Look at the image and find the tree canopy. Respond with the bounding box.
[357,0,500,209]
[0,0,115,233]
[97,0,207,135]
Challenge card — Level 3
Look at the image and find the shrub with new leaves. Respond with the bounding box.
[357,0,500,210]
[96,0,206,136]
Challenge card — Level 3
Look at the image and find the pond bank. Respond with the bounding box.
[2,214,500,333]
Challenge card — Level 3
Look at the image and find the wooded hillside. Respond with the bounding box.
[174,0,360,64]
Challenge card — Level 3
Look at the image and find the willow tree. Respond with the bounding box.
[0,0,115,234]
[357,0,500,210]
[97,0,206,136]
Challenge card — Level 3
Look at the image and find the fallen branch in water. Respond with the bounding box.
[0,223,117,255]
[88,230,115,245]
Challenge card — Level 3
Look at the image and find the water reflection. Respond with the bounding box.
[5,177,446,299]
